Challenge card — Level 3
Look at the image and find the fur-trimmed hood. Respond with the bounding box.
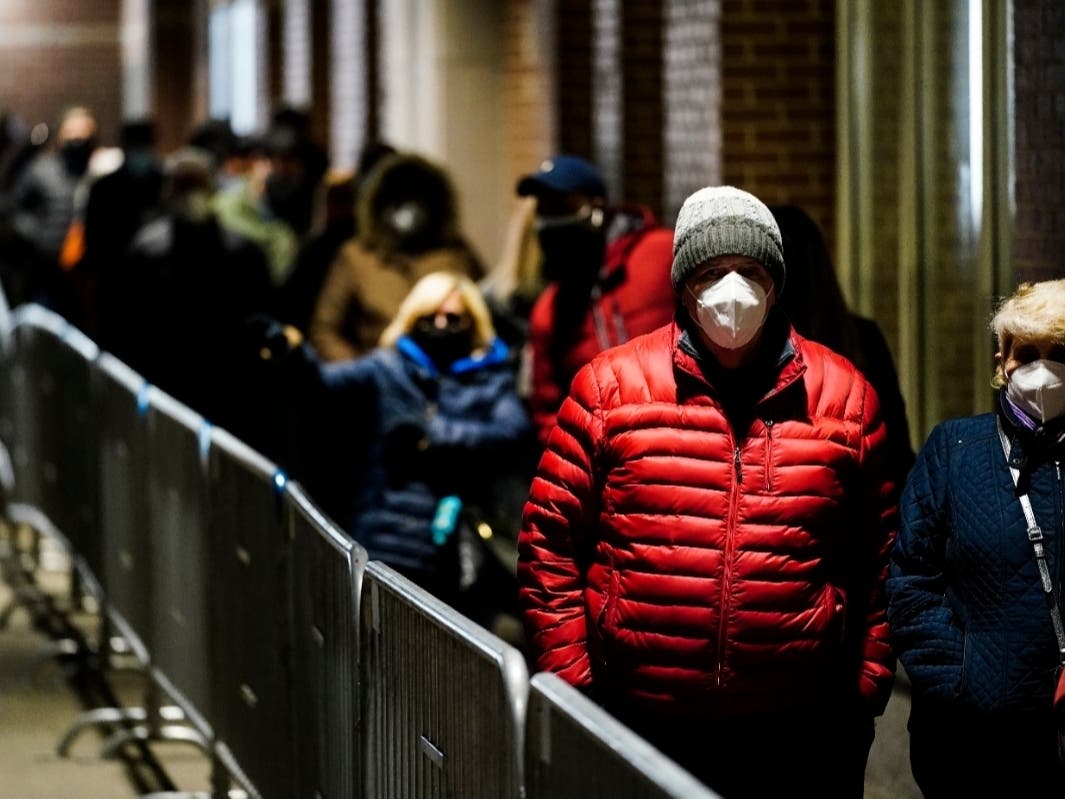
[357,153,460,254]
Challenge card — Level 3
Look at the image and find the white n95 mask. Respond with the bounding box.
[1007,359,1065,423]
[689,271,770,349]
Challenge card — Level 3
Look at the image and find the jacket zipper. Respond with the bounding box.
[1057,460,1063,597]
[717,441,742,686]
[764,419,774,491]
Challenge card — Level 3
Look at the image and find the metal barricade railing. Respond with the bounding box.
[5,307,64,517]
[361,562,528,799]
[287,482,367,799]
[94,353,151,660]
[524,673,719,799]
[3,307,102,610]
[145,388,215,742]
[52,354,157,758]
[207,427,294,799]
[47,322,100,577]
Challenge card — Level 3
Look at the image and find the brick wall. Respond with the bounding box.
[0,0,122,145]
[620,2,664,216]
[720,0,835,249]
[1013,0,1065,283]
[502,0,556,188]
[662,0,722,224]
[554,0,594,160]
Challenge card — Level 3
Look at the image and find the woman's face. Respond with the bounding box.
[999,337,1065,379]
[415,290,470,333]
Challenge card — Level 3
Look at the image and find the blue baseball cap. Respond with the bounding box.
[516,154,607,199]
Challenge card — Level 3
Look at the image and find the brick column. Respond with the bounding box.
[1013,0,1065,283]
[555,0,593,159]
[720,0,835,248]
[662,0,721,223]
[620,1,664,216]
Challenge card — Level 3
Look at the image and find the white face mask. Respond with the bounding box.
[1007,359,1065,423]
[689,271,770,349]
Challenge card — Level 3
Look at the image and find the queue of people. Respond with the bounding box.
[2,102,1064,798]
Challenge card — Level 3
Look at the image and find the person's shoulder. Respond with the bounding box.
[586,322,676,375]
[795,333,862,378]
[926,413,997,447]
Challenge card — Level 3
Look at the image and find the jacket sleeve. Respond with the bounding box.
[886,422,965,701]
[426,378,530,452]
[853,380,900,714]
[517,364,605,688]
[309,250,359,362]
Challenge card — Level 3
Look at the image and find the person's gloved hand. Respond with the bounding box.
[382,417,429,485]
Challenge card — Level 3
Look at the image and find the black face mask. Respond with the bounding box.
[538,221,605,285]
[410,319,474,369]
[59,138,95,176]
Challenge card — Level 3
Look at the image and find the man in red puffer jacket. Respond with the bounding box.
[516,155,675,445]
[517,186,899,799]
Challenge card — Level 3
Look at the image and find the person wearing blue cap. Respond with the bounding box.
[516,154,675,446]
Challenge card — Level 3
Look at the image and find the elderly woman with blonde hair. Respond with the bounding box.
[318,270,529,604]
[887,279,1065,797]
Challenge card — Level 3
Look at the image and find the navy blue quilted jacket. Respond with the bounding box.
[887,402,1065,713]
[320,337,529,579]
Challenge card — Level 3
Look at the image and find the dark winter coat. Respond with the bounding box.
[887,400,1065,714]
[527,207,675,445]
[321,337,529,585]
[309,155,482,361]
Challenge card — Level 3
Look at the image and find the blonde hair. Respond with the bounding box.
[989,279,1065,387]
[480,197,543,303]
[379,271,497,352]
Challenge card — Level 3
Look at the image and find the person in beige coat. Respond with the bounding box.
[309,152,483,361]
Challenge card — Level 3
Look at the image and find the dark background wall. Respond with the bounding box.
[0,0,122,144]
[1013,0,1065,283]
[720,0,836,251]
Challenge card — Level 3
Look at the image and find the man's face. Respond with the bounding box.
[684,255,775,299]
[534,189,595,222]
[533,190,606,284]
[57,112,96,147]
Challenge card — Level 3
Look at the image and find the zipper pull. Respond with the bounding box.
[734,447,742,483]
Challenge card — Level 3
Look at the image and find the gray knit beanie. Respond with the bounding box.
[670,186,785,294]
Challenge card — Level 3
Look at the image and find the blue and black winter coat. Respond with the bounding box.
[319,336,530,582]
[887,398,1065,714]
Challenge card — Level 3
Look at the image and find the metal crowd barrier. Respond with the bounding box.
[524,672,720,799]
[52,354,155,757]
[95,353,151,661]
[360,562,528,799]
[4,307,102,607]
[0,303,735,799]
[145,388,215,744]
[207,427,295,799]
[287,482,367,799]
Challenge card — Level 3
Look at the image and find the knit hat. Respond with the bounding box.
[670,186,785,294]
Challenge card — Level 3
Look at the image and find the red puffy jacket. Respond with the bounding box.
[518,321,898,718]
[527,207,675,445]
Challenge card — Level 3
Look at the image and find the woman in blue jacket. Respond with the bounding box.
[887,279,1065,797]
[319,271,529,605]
